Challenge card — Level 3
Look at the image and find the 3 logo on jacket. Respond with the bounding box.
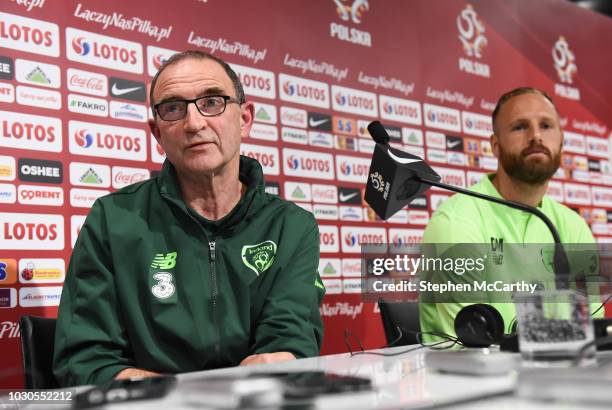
[150,251,177,300]
[242,241,277,276]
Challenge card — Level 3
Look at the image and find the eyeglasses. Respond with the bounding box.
[153,95,242,121]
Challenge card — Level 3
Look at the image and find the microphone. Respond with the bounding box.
[364,121,570,285]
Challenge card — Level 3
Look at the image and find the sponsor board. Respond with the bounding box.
[331,85,377,117]
[294,202,312,212]
[18,158,62,183]
[342,279,362,294]
[0,156,15,181]
[69,187,108,208]
[0,12,59,57]
[249,122,278,141]
[69,120,147,161]
[233,63,276,99]
[382,124,402,141]
[0,81,15,103]
[335,155,371,183]
[18,184,62,206]
[480,140,493,156]
[592,186,612,208]
[356,120,370,138]
[70,214,86,248]
[66,68,107,97]
[70,162,110,188]
[241,143,279,175]
[408,210,429,225]
[403,127,424,146]
[379,95,421,125]
[563,131,586,154]
[340,226,386,253]
[427,148,447,164]
[19,286,62,307]
[0,212,64,250]
[342,258,362,277]
[408,195,428,210]
[330,2,372,47]
[108,77,146,102]
[0,288,17,308]
[426,131,446,149]
[16,85,61,110]
[280,106,307,128]
[150,136,166,164]
[308,112,333,131]
[0,183,16,204]
[388,228,424,247]
[586,136,609,159]
[109,101,147,122]
[68,93,108,117]
[284,181,311,202]
[424,103,461,132]
[335,134,358,152]
[311,183,337,204]
[572,169,589,182]
[264,181,280,196]
[462,110,492,137]
[146,45,178,77]
[319,224,339,253]
[283,148,334,180]
[405,145,425,159]
[447,151,466,166]
[281,126,308,144]
[0,258,17,284]
[66,27,144,73]
[0,56,14,80]
[322,279,342,295]
[433,167,466,190]
[15,58,60,88]
[464,138,481,155]
[339,205,363,221]
[446,135,464,151]
[253,101,277,124]
[564,183,591,205]
[466,170,487,186]
[112,166,149,189]
[0,111,62,152]
[387,209,408,223]
[18,258,65,284]
[358,138,375,154]
[430,194,450,211]
[481,155,498,170]
[279,73,329,108]
[333,116,357,136]
[318,258,341,278]
[309,131,334,148]
[313,204,339,220]
[338,187,361,204]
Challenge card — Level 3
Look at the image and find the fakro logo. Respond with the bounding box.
[18,158,62,183]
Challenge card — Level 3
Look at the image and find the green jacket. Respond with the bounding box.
[53,156,325,386]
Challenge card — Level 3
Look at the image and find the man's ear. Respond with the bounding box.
[240,101,254,137]
[149,118,161,144]
[491,133,499,159]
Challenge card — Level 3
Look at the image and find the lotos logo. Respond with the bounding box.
[427,110,436,122]
[331,85,377,117]
[282,81,295,96]
[383,101,393,114]
[336,155,370,182]
[457,5,487,58]
[152,53,167,70]
[232,63,276,99]
[553,36,577,84]
[0,110,62,153]
[335,92,347,106]
[334,0,369,24]
[0,12,59,57]
[286,155,299,170]
[282,148,334,180]
[0,212,64,250]
[340,162,351,175]
[240,143,279,176]
[344,232,358,247]
[340,226,386,253]
[72,36,90,55]
[75,129,94,148]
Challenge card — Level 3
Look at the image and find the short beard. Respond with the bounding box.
[498,142,561,184]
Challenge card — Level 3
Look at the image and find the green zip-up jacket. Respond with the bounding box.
[53,156,325,387]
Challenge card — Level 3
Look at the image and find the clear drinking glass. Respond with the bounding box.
[515,290,596,367]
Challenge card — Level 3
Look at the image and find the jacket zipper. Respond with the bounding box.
[161,193,221,356]
[208,240,220,355]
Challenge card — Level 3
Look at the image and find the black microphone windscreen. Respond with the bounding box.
[367,121,390,145]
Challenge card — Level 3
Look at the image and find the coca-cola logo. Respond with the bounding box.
[69,74,104,92]
[114,171,147,185]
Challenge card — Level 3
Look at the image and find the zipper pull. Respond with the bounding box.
[208,241,216,261]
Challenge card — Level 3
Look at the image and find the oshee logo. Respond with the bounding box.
[279,73,330,109]
[0,212,64,250]
[282,148,334,180]
[66,27,143,74]
[336,155,371,183]
[331,85,377,117]
[69,120,146,161]
[0,110,62,152]
[18,158,62,184]
[0,12,59,57]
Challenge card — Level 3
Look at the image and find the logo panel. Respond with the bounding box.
[70,215,86,249]
[284,181,311,202]
[0,288,17,308]
[16,85,61,110]
[18,158,62,183]
[309,131,334,148]
[249,123,278,141]
[282,148,334,180]
[108,77,146,102]
[319,224,339,253]
[563,183,591,205]
[0,212,64,250]
[379,95,422,125]
[402,127,424,146]
[0,183,16,204]
[253,101,277,124]
[318,258,341,277]
[308,112,333,131]
[150,135,166,164]
[279,73,330,109]
[109,101,147,122]
[280,106,307,128]
[18,184,63,206]
[146,45,178,77]
[240,143,279,175]
[311,183,338,204]
[15,58,60,88]
[313,204,339,220]
[69,162,110,188]
[68,93,108,117]
[0,111,62,152]
[0,259,17,284]
[281,126,308,145]
[336,154,371,183]
[112,166,149,189]
[433,167,465,190]
[0,12,59,57]
[0,81,14,103]
[69,120,147,161]
[424,103,461,132]
[66,27,143,73]
[66,68,107,96]
[340,226,386,253]
[462,111,492,137]
[18,258,65,284]
[331,85,377,117]
[19,286,62,307]
[233,63,276,99]
[0,156,16,181]
[70,188,108,208]
[0,56,14,80]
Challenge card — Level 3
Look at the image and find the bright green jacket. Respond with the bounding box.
[54,156,325,386]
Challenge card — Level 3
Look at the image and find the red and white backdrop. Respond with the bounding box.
[1,0,612,387]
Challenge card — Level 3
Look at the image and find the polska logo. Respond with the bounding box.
[553,36,577,84]
[333,0,369,24]
[457,5,487,58]
[370,172,384,192]
[241,240,277,276]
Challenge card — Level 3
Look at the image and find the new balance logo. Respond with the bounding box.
[150,251,177,269]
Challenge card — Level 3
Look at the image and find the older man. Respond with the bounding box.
[419,87,598,339]
[54,51,325,386]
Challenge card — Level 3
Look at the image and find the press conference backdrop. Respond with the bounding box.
[1,0,612,388]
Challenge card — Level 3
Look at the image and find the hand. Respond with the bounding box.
[240,352,296,366]
[115,368,161,379]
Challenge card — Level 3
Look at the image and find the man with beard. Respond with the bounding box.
[419,87,598,340]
